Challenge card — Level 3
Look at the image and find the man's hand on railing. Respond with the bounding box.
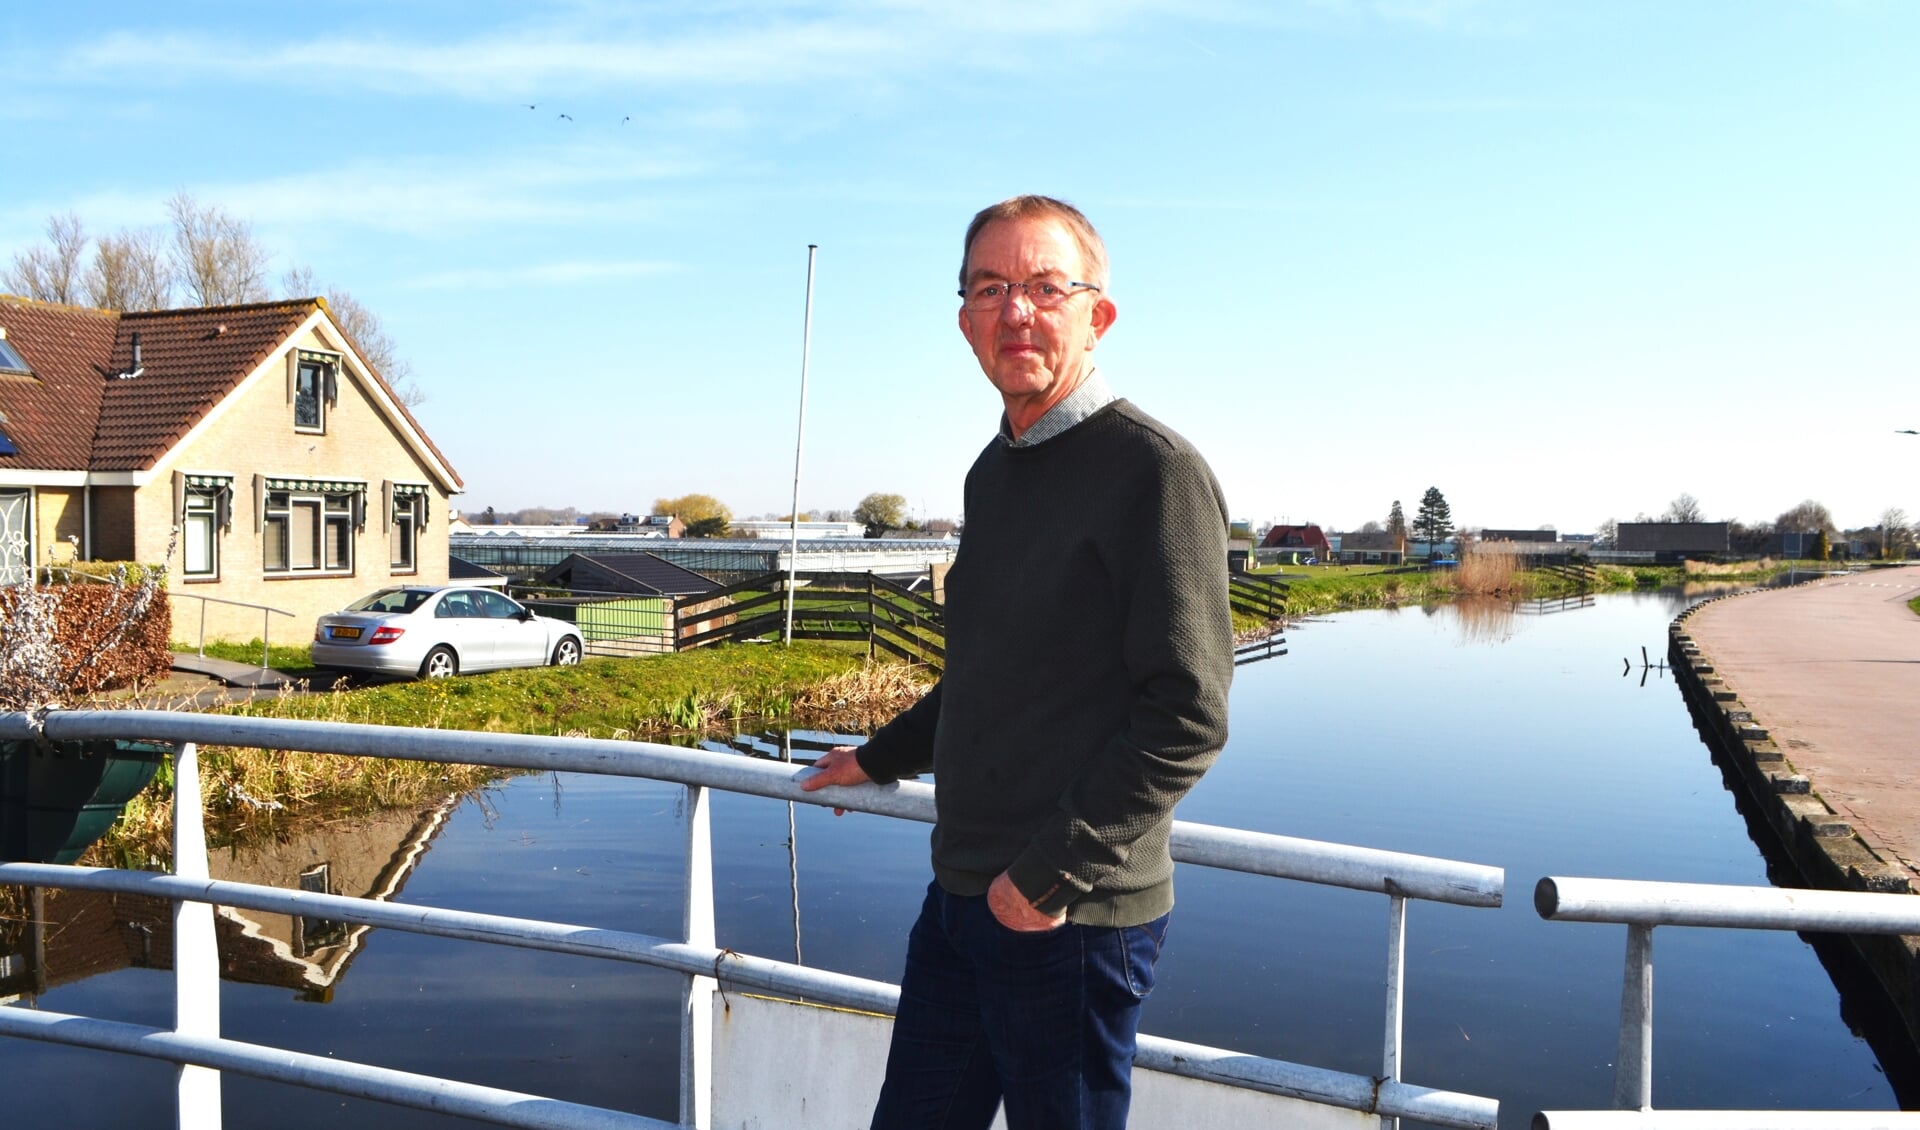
[798,745,872,816]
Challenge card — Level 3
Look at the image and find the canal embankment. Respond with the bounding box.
[1671,564,1920,1050]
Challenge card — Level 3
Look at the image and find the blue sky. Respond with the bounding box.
[7,1,1916,533]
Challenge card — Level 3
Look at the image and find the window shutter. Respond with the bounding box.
[171,471,186,525]
[253,473,266,532]
[287,352,298,403]
[381,480,394,533]
[216,486,232,532]
[324,365,338,405]
[352,491,366,530]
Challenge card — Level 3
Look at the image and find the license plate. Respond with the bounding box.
[331,626,362,640]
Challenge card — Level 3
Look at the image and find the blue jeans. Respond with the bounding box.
[872,881,1170,1130]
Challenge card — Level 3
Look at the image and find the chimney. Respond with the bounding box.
[116,331,146,380]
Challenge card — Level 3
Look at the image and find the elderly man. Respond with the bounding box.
[801,194,1232,1129]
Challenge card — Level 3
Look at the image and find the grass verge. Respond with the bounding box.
[93,643,931,866]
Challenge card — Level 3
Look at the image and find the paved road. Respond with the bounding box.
[1687,566,1920,881]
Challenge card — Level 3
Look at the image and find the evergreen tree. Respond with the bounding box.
[1413,487,1453,555]
[1386,500,1407,543]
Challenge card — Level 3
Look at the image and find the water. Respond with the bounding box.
[2,588,1905,1127]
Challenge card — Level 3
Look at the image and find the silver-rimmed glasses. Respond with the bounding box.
[958,278,1102,311]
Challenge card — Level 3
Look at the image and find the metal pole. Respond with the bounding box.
[784,244,818,646]
[172,741,222,1129]
[1382,893,1407,1130]
[1613,924,1654,1111]
[784,731,802,967]
[679,783,714,1129]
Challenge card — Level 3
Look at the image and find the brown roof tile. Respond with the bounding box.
[0,295,460,489]
[0,295,119,471]
[92,300,318,471]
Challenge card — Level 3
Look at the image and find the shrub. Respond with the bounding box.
[0,570,173,707]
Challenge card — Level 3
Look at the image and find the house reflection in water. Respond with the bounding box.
[0,795,460,1005]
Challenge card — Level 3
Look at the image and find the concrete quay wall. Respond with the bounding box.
[1669,594,1920,1052]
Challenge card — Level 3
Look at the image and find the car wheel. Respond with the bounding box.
[551,637,582,666]
[419,646,458,680]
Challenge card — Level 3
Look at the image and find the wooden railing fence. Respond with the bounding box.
[674,571,945,669]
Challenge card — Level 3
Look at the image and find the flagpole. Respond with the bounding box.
[785,244,818,645]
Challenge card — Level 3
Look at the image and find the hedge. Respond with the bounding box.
[0,576,174,700]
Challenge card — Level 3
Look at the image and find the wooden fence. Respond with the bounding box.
[674,571,945,669]
[1228,573,1289,622]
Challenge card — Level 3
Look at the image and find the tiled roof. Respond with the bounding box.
[93,300,317,471]
[1259,523,1330,550]
[0,295,461,488]
[0,296,119,470]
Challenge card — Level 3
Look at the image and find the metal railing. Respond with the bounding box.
[1533,876,1920,1129]
[165,590,296,669]
[0,708,1503,1130]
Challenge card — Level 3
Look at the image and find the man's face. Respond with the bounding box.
[958,216,1116,424]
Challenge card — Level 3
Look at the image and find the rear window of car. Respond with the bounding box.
[345,589,433,614]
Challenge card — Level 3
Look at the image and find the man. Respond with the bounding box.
[800,195,1232,1129]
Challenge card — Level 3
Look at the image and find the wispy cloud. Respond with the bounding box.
[51,3,1254,99]
[404,259,680,290]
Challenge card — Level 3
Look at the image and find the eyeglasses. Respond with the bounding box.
[958,278,1101,311]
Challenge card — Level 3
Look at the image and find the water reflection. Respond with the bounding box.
[0,795,461,1005]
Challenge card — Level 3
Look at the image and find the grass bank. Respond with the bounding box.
[1261,558,1807,615]
[96,643,931,866]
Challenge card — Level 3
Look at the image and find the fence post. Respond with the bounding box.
[173,740,223,1129]
[866,573,875,661]
[680,783,714,1129]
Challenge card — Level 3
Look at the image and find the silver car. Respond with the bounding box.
[312,586,584,679]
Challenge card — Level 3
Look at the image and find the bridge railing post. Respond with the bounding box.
[172,740,222,1129]
[680,783,714,1129]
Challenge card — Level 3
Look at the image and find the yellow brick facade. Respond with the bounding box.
[128,320,457,644]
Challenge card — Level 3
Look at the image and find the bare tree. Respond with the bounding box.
[86,227,174,311]
[323,288,424,406]
[280,268,425,407]
[167,192,270,306]
[1775,499,1835,536]
[1880,507,1911,560]
[1662,493,1704,523]
[4,213,89,304]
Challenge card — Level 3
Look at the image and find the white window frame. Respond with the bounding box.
[264,488,358,577]
[183,488,222,580]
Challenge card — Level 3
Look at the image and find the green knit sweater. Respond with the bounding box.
[855,399,1233,927]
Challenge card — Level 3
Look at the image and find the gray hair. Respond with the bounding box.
[959,195,1110,291]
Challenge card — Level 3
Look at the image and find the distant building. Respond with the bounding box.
[729,519,870,539]
[1481,529,1558,543]
[1337,531,1405,565]
[1616,522,1730,560]
[1258,523,1332,564]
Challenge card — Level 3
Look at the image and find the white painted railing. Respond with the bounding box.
[1533,876,1920,1129]
[0,708,1504,1129]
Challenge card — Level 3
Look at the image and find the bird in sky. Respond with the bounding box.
[558,113,573,121]
[622,116,631,124]
[1898,429,1919,434]
[525,104,537,110]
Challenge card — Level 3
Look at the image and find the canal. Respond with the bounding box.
[2,587,1907,1126]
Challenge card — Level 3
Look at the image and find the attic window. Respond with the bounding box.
[291,349,340,434]
[0,335,30,376]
